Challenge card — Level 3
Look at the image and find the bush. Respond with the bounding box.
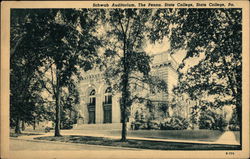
[199,111,228,131]
[131,121,147,130]
[61,120,73,129]
[132,116,188,130]
[44,126,51,133]
[147,120,161,130]
[139,123,149,129]
[160,116,189,130]
[134,121,143,130]
[228,109,240,131]
[228,124,240,131]
[131,120,161,130]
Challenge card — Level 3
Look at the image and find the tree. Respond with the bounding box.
[10,9,102,136]
[101,9,167,141]
[151,9,242,133]
[60,80,80,129]
[10,58,46,133]
[10,10,50,133]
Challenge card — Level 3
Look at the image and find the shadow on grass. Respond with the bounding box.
[35,135,241,150]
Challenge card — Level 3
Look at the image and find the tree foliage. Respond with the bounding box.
[10,10,50,133]
[10,9,102,135]
[101,9,167,141]
[151,9,242,127]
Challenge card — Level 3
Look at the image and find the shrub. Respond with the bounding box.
[160,116,189,130]
[228,109,240,131]
[131,120,161,130]
[147,120,161,130]
[44,126,51,133]
[228,124,240,131]
[61,120,73,129]
[199,111,228,131]
[139,122,149,129]
[133,121,141,130]
[131,121,148,130]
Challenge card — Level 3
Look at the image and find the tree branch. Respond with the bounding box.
[129,76,145,82]
[38,78,53,95]
[10,33,26,60]
[130,82,150,92]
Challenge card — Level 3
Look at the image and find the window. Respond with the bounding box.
[89,89,96,105]
[104,87,112,104]
[88,89,96,124]
[90,89,96,96]
[103,87,112,123]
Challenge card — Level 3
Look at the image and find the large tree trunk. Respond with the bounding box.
[120,63,130,142]
[55,90,62,136]
[15,117,21,134]
[54,66,62,137]
[120,19,131,142]
[121,107,127,141]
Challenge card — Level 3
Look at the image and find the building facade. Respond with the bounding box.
[73,52,187,129]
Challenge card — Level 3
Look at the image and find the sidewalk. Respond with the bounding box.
[15,130,240,146]
[11,133,140,151]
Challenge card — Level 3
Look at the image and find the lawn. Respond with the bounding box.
[60,129,240,143]
[99,129,226,142]
[35,135,241,150]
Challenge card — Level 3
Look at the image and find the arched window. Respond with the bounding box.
[90,89,96,96]
[103,87,112,123]
[104,87,112,104]
[105,87,112,93]
[89,89,96,105]
[88,89,96,124]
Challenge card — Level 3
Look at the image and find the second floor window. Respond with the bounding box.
[104,87,112,104]
[89,89,96,105]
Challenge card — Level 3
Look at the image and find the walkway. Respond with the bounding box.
[216,131,239,145]
[10,138,132,151]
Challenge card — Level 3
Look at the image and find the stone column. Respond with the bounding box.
[83,96,89,124]
[95,94,103,124]
[112,95,120,123]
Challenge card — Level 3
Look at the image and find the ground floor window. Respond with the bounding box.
[88,109,95,124]
[103,104,112,123]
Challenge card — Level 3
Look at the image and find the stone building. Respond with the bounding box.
[73,52,188,130]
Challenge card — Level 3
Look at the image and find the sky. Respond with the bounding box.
[144,36,187,64]
[143,36,204,73]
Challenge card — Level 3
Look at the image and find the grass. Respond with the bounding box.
[99,129,225,142]
[35,135,241,150]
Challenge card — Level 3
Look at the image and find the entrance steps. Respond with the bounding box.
[73,123,122,130]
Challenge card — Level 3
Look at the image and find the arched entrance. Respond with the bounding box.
[88,89,96,124]
[103,87,112,123]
